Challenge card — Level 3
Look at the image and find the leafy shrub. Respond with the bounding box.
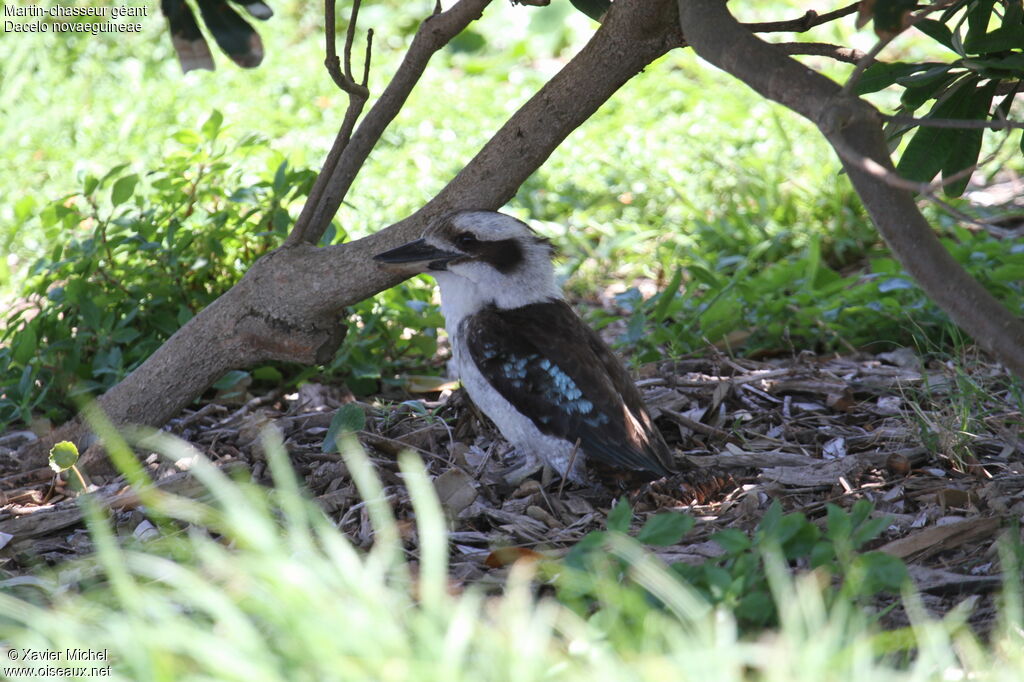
[557,499,909,632]
[598,226,1024,363]
[0,112,444,429]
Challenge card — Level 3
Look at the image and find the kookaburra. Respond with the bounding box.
[374,211,675,487]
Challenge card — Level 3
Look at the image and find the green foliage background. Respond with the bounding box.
[1,0,1023,428]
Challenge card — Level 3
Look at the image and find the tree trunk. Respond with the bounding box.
[677,0,1024,377]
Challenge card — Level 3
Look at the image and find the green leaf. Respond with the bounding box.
[991,264,1024,282]
[702,565,734,594]
[757,500,783,535]
[213,370,251,390]
[49,440,80,472]
[896,78,975,185]
[964,24,1024,54]
[846,551,909,595]
[637,512,694,546]
[322,403,366,453]
[111,174,139,207]
[110,327,140,344]
[98,162,130,188]
[202,110,224,140]
[899,69,959,112]
[809,540,837,568]
[852,516,890,548]
[827,502,853,535]
[913,18,957,52]
[735,589,775,626]
[12,322,38,365]
[82,174,100,197]
[712,528,751,555]
[448,29,486,54]
[780,521,821,559]
[14,196,36,222]
[252,366,284,382]
[850,499,874,527]
[565,531,607,571]
[964,0,995,48]
[172,129,201,146]
[272,161,288,195]
[854,62,936,95]
[652,267,683,322]
[607,497,633,533]
[941,80,998,197]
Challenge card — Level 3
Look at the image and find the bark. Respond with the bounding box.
[677,0,1024,378]
[28,0,682,467]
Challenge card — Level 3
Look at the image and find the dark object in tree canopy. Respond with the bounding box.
[569,0,610,22]
[160,0,273,73]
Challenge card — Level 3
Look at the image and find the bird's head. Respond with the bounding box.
[373,211,560,309]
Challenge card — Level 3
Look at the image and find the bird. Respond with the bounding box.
[373,210,675,487]
[160,0,273,73]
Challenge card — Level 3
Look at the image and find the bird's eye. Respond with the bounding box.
[455,232,479,249]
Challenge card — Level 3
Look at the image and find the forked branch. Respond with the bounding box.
[287,0,493,246]
[297,0,374,246]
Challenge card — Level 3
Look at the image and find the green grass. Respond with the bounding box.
[2,430,1021,680]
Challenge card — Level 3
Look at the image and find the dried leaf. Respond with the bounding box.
[484,547,544,568]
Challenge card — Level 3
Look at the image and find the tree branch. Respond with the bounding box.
[774,41,866,64]
[287,0,493,247]
[677,0,1024,379]
[301,0,374,249]
[882,114,1024,131]
[745,3,859,34]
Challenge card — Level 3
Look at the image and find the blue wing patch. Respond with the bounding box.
[482,342,606,423]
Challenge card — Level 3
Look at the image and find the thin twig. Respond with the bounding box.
[297,0,375,248]
[829,135,968,196]
[558,438,581,497]
[925,194,1013,238]
[841,33,895,95]
[831,104,1015,201]
[324,0,343,89]
[745,2,859,34]
[325,0,370,97]
[775,41,866,64]
[344,0,361,81]
[882,114,1024,131]
[361,29,373,87]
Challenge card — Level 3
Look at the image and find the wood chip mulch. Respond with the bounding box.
[1,349,1022,635]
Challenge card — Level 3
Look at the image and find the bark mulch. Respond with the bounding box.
[1,349,1021,634]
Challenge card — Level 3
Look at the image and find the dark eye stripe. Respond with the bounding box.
[476,238,523,273]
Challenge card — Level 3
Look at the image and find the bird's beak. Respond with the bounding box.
[373,238,462,274]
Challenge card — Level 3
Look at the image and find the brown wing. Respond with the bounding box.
[465,300,674,478]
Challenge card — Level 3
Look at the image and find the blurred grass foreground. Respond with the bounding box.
[2,429,1022,680]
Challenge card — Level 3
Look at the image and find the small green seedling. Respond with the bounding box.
[49,440,88,492]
